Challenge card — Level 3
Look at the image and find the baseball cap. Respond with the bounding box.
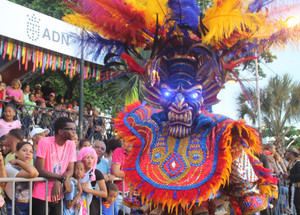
[94,107,100,112]
[286,147,299,156]
[50,92,55,97]
[30,127,50,138]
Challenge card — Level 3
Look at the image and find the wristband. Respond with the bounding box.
[58,175,67,183]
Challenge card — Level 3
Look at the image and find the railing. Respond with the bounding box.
[0,177,125,215]
[0,177,53,215]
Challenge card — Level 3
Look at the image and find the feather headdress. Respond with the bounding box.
[64,0,300,83]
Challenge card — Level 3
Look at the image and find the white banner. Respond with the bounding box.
[0,0,103,64]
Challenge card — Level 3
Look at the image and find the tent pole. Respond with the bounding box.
[79,28,85,139]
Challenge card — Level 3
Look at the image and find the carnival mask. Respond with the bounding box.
[160,83,203,138]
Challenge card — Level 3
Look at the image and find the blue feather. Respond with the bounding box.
[70,31,125,63]
[248,0,274,12]
[167,0,200,32]
[84,32,125,61]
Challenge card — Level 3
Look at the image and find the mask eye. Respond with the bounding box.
[162,89,172,98]
[164,91,170,97]
[190,92,199,99]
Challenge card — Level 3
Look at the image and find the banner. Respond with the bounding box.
[0,36,127,83]
[0,0,103,64]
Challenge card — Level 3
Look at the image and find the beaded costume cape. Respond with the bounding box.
[114,102,277,212]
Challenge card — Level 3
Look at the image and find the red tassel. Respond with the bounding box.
[120,53,144,74]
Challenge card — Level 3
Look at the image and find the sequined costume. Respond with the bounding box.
[64,0,300,214]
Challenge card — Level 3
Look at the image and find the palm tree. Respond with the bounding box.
[237,74,300,151]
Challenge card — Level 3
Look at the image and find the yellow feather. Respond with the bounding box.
[63,14,102,34]
[124,0,168,27]
[202,0,265,46]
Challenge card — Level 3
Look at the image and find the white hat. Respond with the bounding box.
[30,127,50,138]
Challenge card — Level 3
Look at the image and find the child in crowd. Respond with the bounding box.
[0,82,6,117]
[23,94,36,117]
[4,142,38,215]
[77,147,107,214]
[22,83,31,104]
[79,139,91,150]
[29,127,49,164]
[0,104,21,138]
[64,161,84,215]
[102,182,118,215]
[0,136,9,157]
[4,128,24,164]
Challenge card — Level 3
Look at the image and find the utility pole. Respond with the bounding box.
[255,52,262,132]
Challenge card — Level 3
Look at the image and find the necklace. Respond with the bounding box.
[53,141,68,166]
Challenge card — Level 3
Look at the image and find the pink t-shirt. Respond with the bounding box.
[0,90,4,108]
[0,119,21,137]
[5,86,22,102]
[111,147,128,192]
[32,136,76,201]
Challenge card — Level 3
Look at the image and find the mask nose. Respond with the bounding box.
[172,93,187,111]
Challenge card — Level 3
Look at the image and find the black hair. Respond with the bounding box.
[35,100,42,106]
[105,138,122,154]
[16,142,33,151]
[286,148,299,157]
[106,181,118,193]
[22,83,30,91]
[0,135,7,142]
[2,103,17,119]
[79,139,90,149]
[56,95,64,104]
[8,128,24,141]
[54,117,74,134]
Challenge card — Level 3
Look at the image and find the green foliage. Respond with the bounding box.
[9,0,71,19]
[30,70,68,98]
[30,70,116,113]
[285,126,300,149]
[196,0,211,10]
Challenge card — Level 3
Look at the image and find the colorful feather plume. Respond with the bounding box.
[123,0,168,27]
[64,0,157,47]
[63,0,300,89]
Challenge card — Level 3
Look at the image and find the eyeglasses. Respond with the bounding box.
[63,127,76,131]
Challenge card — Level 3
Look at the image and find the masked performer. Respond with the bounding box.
[64,0,300,214]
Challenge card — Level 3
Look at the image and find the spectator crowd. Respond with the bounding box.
[0,78,109,141]
[0,77,139,215]
[0,116,138,215]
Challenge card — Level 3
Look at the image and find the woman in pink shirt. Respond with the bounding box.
[0,104,21,137]
[5,79,24,104]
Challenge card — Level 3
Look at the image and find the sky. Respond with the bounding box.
[213,44,300,126]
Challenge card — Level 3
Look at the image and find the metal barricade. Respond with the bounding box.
[0,177,54,215]
[0,177,124,215]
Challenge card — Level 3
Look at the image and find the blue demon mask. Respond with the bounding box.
[143,40,224,138]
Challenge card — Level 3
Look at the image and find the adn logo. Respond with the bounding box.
[26,14,40,41]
